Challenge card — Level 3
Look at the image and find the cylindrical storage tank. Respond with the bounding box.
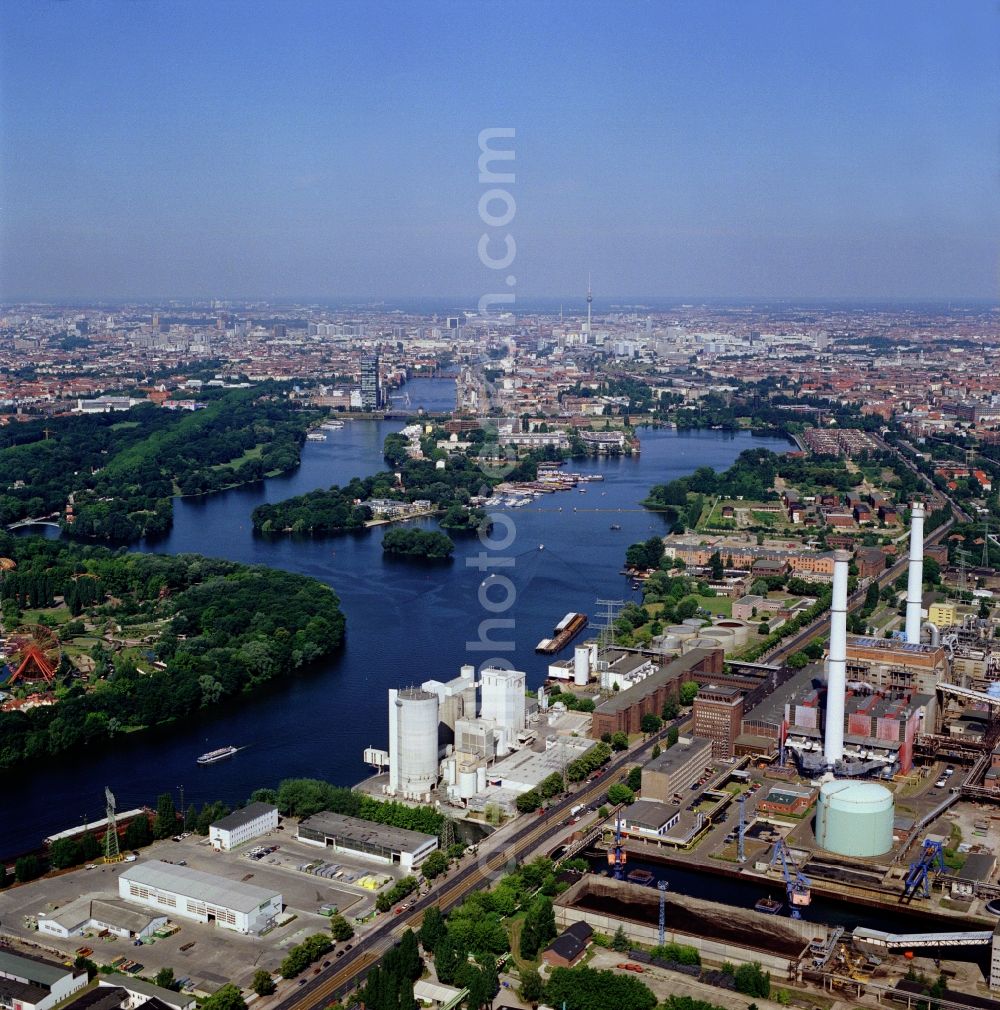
[815,780,894,857]
[682,618,705,629]
[700,628,736,653]
[667,625,696,641]
[574,645,590,686]
[588,640,599,665]
[460,664,475,681]
[660,634,680,653]
[443,758,457,786]
[393,688,439,796]
[717,620,750,648]
[683,636,717,653]
[476,766,487,792]
[457,768,478,799]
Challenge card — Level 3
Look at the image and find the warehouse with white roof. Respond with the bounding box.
[119,859,282,934]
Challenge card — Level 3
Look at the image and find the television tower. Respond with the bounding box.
[586,274,592,338]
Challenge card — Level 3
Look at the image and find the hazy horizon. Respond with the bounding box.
[2,1,997,303]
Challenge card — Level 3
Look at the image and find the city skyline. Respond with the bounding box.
[1,0,998,302]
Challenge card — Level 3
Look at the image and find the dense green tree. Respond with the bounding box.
[610,731,629,751]
[734,961,771,998]
[14,855,41,882]
[519,895,556,959]
[640,713,662,734]
[607,783,635,806]
[626,766,642,792]
[418,905,447,953]
[251,969,275,996]
[74,955,99,980]
[123,815,152,850]
[79,833,101,861]
[200,983,247,1010]
[329,913,354,942]
[516,789,542,814]
[519,967,545,1004]
[153,792,178,840]
[679,681,699,705]
[421,850,450,880]
[153,967,177,991]
[544,966,657,1010]
[49,837,82,869]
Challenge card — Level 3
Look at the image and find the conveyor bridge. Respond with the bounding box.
[854,926,993,950]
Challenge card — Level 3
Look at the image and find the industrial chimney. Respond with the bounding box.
[823,549,851,768]
[905,501,926,644]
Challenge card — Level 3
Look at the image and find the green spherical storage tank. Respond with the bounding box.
[815,780,894,858]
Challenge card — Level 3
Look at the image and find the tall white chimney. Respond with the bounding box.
[905,501,926,644]
[823,550,851,768]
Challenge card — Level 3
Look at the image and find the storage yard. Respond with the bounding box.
[0,825,403,993]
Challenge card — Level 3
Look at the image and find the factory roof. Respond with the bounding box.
[120,860,281,913]
[210,801,277,832]
[44,896,165,934]
[622,798,680,830]
[0,976,49,1006]
[595,649,718,716]
[0,949,72,987]
[958,852,996,883]
[644,736,712,775]
[98,975,196,1010]
[298,811,437,855]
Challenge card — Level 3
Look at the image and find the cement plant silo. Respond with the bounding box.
[573,646,590,686]
[388,688,439,798]
[815,780,894,858]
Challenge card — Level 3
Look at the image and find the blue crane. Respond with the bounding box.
[769,839,812,919]
[902,839,946,902]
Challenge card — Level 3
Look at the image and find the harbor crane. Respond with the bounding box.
[769,839,812,919]
[902,838,946,903]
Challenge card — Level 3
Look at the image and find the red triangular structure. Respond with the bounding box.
[9,644,56,684]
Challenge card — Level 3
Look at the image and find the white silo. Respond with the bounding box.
[573,646,590,686]
[388,688,439,798]
[481,667,526,735]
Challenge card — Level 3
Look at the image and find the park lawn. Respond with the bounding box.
[695,595,732,617]
[109,420,141,431]
[212,442,266,471]
[20,605,73,625]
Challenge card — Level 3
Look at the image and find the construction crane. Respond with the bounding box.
[606,812,627,881]
[902,838,945,903]
[769,839,812,919]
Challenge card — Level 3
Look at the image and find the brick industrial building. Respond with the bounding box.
[591,648,723,738]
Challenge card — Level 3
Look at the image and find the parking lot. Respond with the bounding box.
[0,825,409,994]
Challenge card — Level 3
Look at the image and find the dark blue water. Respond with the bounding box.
[2,380,791,858]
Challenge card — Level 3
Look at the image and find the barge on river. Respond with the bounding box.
[536,612,588,654]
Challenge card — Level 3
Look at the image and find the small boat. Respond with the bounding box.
[198,745,238,766]
[755,896,783,915]
[306,431,327,442]
[626,868,655,885]
[610,523,622,530]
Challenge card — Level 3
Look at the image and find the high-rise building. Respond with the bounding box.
[361,352,382,410]
[692,684,744,759]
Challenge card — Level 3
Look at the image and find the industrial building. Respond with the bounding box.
[96,975,196,1010]
[692,683,744,758]
[640,736,713,802]
[208,801,278,851]
[38,897,166,940]
[480,666,527,753]
[0,951,87,1010]
[119,860,282,934]
[591,648,723,738]
[297,810,438,872]
[618,798,683,840]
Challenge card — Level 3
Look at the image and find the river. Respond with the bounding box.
[2,379,793,859]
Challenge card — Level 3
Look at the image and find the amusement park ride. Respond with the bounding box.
[3,624,62,685]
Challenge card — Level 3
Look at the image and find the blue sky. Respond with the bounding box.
[1,1,997,301]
